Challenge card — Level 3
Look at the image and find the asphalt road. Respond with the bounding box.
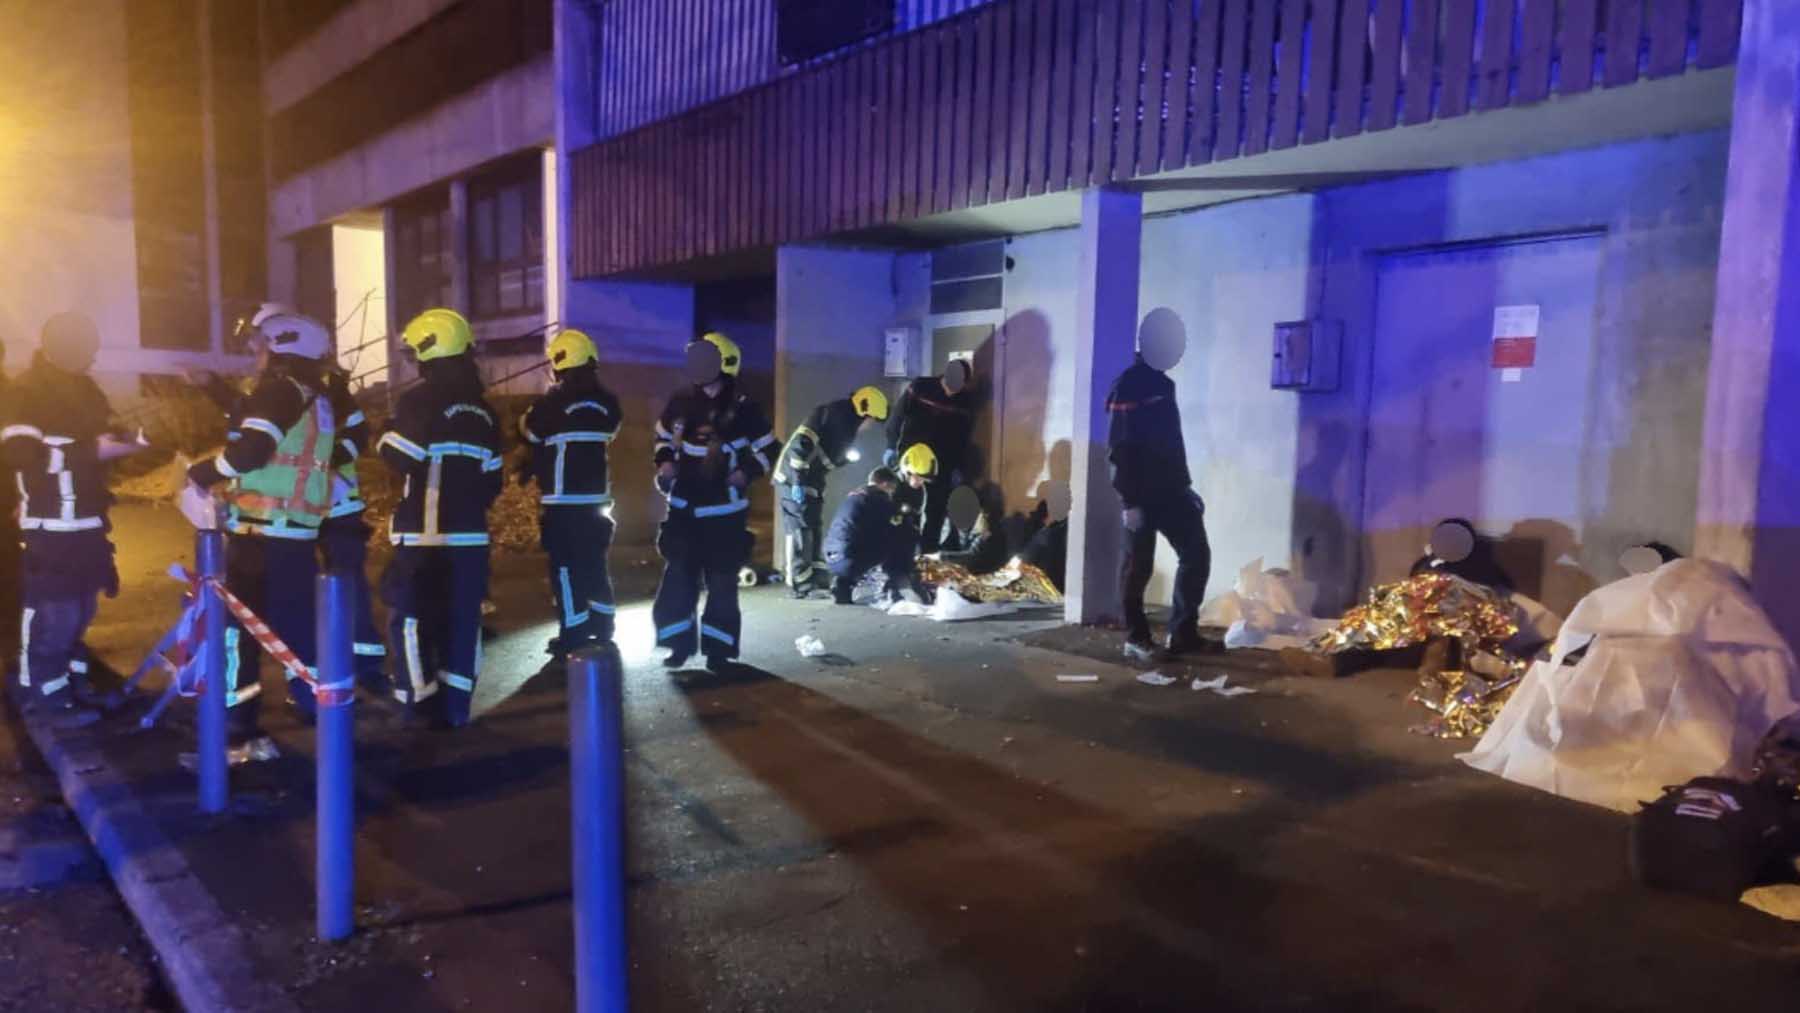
[55,502,1800,1010]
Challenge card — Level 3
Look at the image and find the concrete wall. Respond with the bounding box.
[0,0,141,390]
[772,245,932,571]
[268,57,554,240]
[992,129,1728,612]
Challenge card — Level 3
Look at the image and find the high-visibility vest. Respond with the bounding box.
[230,394,336,539]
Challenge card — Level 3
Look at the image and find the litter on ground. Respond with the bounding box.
[1135,672,1178,687]
[1191,675,1257,697]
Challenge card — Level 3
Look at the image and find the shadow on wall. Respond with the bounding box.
[992,308,1054,518]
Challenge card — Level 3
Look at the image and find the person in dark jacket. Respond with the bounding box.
[1409,518,1515,590]
[773,385,889,597]
[378,309,503,728]
[823,468,918,604]
[935,485,1010,576]
[522,329,623,655]
[885,359,975,553]
[1109,321,1210,662]
[652,333,777,669]
[5,313,148,725]
[187,309,341,747]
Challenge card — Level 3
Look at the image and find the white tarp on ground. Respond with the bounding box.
[1461,559,1800,814]
[1198,559,1335,651]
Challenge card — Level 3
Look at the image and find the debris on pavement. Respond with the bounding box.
[1056,674,1100,684]
[1409,667,1521,739]
[1190,675,1256,697]
[917,557,1063,604]
[1741,884,1800,923]
[1198,558,1333,651]
[794,635,827,658]
[1135,672,1178,687]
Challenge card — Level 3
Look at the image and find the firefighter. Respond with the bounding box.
[197,304,383,690]
[1108,316,1211,662]
[886,359,975,553]
[521,329,623,655]
[822,467,908,604]
[651,332,777,670]
[185,309,337,749]
[378,308,503,728]
[4,314,147,725]
[772,385,888,597]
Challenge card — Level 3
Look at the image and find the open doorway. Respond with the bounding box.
[331,222,387,392]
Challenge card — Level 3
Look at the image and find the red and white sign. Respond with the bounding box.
[1491,304,1540,372]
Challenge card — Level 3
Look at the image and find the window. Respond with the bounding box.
[467,158,545,320]
[391,192,453,328]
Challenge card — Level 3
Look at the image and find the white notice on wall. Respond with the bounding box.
[884,328,912,378]
[1492,304,1541,340]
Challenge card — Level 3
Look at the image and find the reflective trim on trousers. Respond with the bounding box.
[701,624,736,647]
[37,675,70,697]
[400,618,430,702]
[658,619,694,642]
[17,607,33,687]
[442,672,475,693]
[589,601,617,616]
[353,642,387,657]
[693,499,750,518]
[223,628,251,708]
[559,567,589,628]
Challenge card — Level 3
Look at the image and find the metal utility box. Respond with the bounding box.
[1270,319,1342,392]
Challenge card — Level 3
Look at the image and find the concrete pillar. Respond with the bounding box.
[1695,2,1800,643]
[1065,188,1142,626]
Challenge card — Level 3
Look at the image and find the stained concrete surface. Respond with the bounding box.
[46,503,1800,1010]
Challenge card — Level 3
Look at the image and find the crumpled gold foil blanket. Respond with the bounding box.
[1310,572,1519,657]
[918,558,1064,604]
[1408,666,1525,739]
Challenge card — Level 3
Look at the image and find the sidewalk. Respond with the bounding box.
[33,503,1800,1012]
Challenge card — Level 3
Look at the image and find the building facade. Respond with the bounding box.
[169,0,1793,640]
[1,0,263,401]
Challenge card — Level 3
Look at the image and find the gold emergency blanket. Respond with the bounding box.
[1311,571,1518,656]
[1311,571,1527,739]
[917,558,1063,604]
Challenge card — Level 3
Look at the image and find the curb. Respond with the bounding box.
[20,712,302,1013]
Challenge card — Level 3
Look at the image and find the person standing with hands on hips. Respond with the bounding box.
[1108,311,1212,663]
[651,333,777,670]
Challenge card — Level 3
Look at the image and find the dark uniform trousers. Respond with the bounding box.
[1120,490,1212,644]
[318,514,385,685]
[225,535,319,738]
[779,482,825,592]
[543,508,617,644]
[827,519,919,599]
[383,545,490,725]
[919,473,954,554]
[19,591,96,702]
[653,510,750,661]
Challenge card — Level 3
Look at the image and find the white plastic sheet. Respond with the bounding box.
[886,587,1017,622]
[1198,559,1334,651]
[1461,560,1800,813]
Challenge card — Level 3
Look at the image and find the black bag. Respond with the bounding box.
[1628,777,1794,900]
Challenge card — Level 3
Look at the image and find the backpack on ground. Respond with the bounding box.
[1628,777,1795,901]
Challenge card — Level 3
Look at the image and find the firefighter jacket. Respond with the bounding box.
[886,376,974,470]
[652,380,776,518]
[377,360,504,546]
[201,370,366,519]
[1105,357,1193,510]
[824,485,898,564]
[773,396,862,492]
[521,368,622,507]
[2,352,115,534]
[189,365,336,539]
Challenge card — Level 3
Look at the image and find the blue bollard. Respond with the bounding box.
[315,571,356,942]
[196,531,229,814]
[569,644,628,1013]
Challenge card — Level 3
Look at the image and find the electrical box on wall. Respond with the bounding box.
[884,326,919,378]
[1271,319,1342,392]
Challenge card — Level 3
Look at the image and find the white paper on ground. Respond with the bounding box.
[794,635,827,658]
[1460,559,1800,813]
[1191,675,1257,697]
[889,587,1018,622]
[1135,672,1177,687]
[1057,674,1100,683]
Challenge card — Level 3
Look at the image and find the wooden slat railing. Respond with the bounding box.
[572,0,1743,279]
